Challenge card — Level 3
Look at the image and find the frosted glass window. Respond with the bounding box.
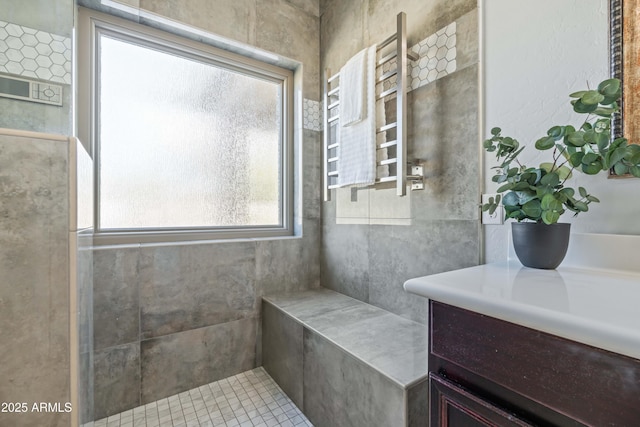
[87,20,293,242]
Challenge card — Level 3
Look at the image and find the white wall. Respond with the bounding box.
[482,0,640,262]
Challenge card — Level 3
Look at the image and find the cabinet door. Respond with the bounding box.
[430,374,534,427]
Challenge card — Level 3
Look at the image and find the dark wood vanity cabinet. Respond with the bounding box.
[428,301,640,427]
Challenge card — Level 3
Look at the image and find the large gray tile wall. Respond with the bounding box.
[0,133,71,427]
[77,232,95,426]
[320,0,481,323]
[0,132,93,427]
[262,302,304,409]
[93,224,321,419]
[89,0,322,420]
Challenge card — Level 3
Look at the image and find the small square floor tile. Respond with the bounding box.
[86,368,312,427]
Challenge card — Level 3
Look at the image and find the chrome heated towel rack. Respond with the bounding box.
[323,12,420,201]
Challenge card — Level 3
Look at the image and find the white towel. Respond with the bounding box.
[337,45,377,188]
[339,48,367,126]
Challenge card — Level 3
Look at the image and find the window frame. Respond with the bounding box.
[77,7,294,245]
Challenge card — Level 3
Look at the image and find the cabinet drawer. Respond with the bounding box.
[430,373,533,427]
[430,301,640,426]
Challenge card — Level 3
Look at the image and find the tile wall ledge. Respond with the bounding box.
[0,126,69,142]
[92,233,304,251]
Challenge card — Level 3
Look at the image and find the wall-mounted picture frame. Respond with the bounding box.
[610,0,639,177]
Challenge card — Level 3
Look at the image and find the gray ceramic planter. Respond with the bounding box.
[512,222,571,269]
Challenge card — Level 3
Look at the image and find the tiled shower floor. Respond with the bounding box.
[90,368,313,427]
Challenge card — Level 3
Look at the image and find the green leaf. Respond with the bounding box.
[572,99,598,114]
[593,106,615,117]
[581,152,604,174]
[540,172,560,187]
[611,138,627,150]
[542,211,561,224]
[521,169,542,185]
[548,126,564,139]
[594,118,610,132]
[540,194,564,225]
[630,165,640,178]
[491,127,501,136]
[540,193,557,209]
[501,137,517,148]
[502,192,520,207]
[578,187,588,198]
[607,146,627,168]
[598,98,619,108]
[565,201,580,213]
[504,205,520,214]
[558,145,572,161]
[587,195,600,203]
[522,199,542,219]
[535,185,554,198]
[535,136,556,150]
[555,191,568,203]
[512,181,531,191]
[595,132,610,153]
[556,165,573,180]
[483,139,495,150]
[581,90,605,105]
[514,190,537,205]
[508,210,526,220]
[567,131,586,147]
[565,124,576,133]
[573,201,589,212]
[597,78,621,97]
[583,130,596,144]
[539,162,572,180]
[497,182,515,193]
[569,151,585,167]
[559,187,575,198]
[582,164,602,174]
[539,162,553,173]
[613,162,629,175]
[496,174,508,183]
[582,160,603,174]
[569,90,588,98]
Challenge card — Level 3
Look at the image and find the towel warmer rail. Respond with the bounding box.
[323,12,421,201]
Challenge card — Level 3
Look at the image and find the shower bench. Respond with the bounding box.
[262,288,429,427]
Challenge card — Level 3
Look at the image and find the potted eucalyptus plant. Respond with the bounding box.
[482,78,640,269]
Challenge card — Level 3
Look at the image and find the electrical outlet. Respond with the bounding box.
[481,193,504,225]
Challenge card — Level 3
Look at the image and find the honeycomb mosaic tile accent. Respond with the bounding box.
[0,20,72,85]
[379,22,457,93]
[409,22,456,90]
[303,99,321,131]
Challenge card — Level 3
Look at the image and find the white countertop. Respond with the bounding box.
[404,260,640,360]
